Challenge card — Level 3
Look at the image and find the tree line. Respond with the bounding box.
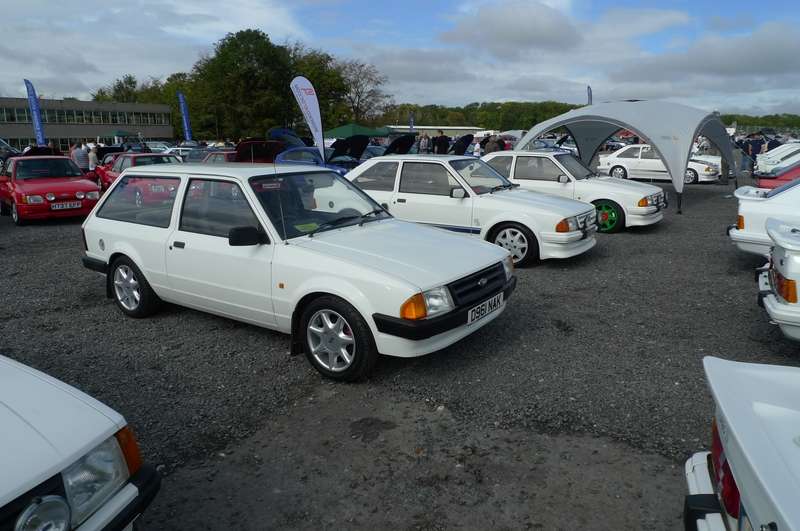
[92,28,800,139]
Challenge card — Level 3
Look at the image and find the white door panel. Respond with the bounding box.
[392,161,474,232]
[510,155,575,199]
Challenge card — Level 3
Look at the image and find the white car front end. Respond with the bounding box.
[578,177,667,227]
[0,356,159,531]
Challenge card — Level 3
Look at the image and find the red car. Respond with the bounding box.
[0,156,100,225]
[756,159,800,189]
[97,153,181,191]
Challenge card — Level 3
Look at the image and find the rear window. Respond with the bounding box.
[134,156,180,166]
[767,178,800,198]
[96,175,180,228]
[15,158,83,179]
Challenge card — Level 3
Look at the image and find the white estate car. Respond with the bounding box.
[597,144,719,184]
[757,218,800,341]
[728,180,800,256]
[345,155,597,265]
[0,355,159,530]
[482,150,666,233]
[81,164,516,381]
[684,356,800,531]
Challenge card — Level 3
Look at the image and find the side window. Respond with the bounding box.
[5,160,14,177]
[112,157,126,172]
[617,147,640,159]
[640,147,659,160]
[514,157,562,181]
[96,176,180,228]
[180,179,260,237]
[486,156,512,178]
[399,162,460,196]
[352,162,398,192]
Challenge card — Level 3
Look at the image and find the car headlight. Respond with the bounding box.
[75,191,86,199]
[14,495,70,531]
[62,436,129,526]
[400,286,454,320]
[23,195,44,204]
[704,166,715,173]
[555,216,578,232]
[86,191,100,200]
[502,256,514,281]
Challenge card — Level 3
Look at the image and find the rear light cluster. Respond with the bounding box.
[711,419,740,518]
[775,270,798,303]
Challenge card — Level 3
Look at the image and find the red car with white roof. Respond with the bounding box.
[97,153,181,191]
[0,156,100,225]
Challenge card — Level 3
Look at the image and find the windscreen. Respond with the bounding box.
[15,158,83,179]
[448,158,511,194]
[555,153,593,179]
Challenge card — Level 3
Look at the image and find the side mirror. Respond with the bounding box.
[450,187,466,199]
[557,174,570,184]
[228,226,268,246]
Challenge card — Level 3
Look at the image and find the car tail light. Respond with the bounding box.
[400,293,427,320]
[711,419,740,518]
[775,271,798,303]
[737,215,744,230]
[81,228,88,251]
[115,426,143,475]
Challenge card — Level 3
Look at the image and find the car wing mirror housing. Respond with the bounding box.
[450,187,467,199]
[229,226,269,246]
[557,174,570,184]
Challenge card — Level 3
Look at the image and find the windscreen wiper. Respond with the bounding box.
[489,183,514,193]
[307,215,361,237]
[358,208,386,226]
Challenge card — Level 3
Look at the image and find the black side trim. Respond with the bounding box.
[683,494,722,531]
[102,464,161,531]
[373,276,517,340]
[82,256,108,274]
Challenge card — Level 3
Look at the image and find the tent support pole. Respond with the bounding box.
[676,192,682,214]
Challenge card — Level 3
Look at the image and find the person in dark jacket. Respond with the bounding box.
[433,130,450,154]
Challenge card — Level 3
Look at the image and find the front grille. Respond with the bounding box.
[578,210,596,229]
[0,475,66,531]
[448,262,505,307]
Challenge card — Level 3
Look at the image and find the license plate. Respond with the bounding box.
[467,292,504,324]
[51,201,81,210]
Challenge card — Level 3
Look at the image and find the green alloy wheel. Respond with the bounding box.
[594,200,625,234]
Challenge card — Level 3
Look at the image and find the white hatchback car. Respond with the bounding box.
[684,357,800,531]
[81,164,516,381]
[482,150,666,233]
[597,144,719,184]
[0,355,159,531]
[757,218,800,341]
[345,155,597,265]
[728,180,800,256]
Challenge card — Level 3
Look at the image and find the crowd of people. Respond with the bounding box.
[415,130,512,156]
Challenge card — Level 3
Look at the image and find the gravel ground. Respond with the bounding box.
[0,178,796,529]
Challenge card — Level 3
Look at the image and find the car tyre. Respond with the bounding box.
[593,199,625,233]
[610,165,627,179]
[684,168,698,184]
[110,256,161,318]
[490,222,539,266]
[300,295,378,382]
[11,202,25,226]
[0,200,9,216]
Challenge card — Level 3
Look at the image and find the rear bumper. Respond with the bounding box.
[683,452,727,531]
[729,229,770,257]
[373,276,516,341]
[759,271,800,341]
[77,464,160,531]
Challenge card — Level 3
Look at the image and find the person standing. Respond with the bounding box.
[419,133,429,154]
[473,139,482,157]
[434,130,449,154]
[72,143,90,173]
[88,146,99,172]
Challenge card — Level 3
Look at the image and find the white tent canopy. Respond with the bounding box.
[514,100,739,195]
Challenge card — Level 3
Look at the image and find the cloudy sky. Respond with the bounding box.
[2,0,798,114]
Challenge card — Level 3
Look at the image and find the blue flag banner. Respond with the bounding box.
[23,79,46,145]
[177,91,193,141]
[587,85,593,105]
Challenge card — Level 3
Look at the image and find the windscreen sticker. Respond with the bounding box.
[294,222,319,232]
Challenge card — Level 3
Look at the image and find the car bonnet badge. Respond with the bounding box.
[478,277,488,287]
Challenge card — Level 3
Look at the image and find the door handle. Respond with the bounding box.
[396,198,406,203]
[173,241,185,249]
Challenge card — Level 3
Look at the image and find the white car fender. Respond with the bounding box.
[479,210,543,248]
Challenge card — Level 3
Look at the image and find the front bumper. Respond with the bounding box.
[683,452,727,531]
[77,464,160,531]
[729,228,771,257]
[539,226,597,259]
[759,271,800,341]
[17,201,98,220]
[373,276,516,341]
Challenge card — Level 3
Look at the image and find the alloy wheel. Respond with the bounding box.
[494,227,528,263]
[307,309,355,372]
[611,166,627,179]
[11,203,18,223]
[114,265,141,311]
[597,204,619,231]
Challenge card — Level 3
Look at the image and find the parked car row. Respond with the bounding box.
[598,144,720,184]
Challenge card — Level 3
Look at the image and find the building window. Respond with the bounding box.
[75,110,85,124]
[109,111,118,124]
[56,109,66,123]
[65,110,76,124]
[118,112,127,124]
[16,108,29,123]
